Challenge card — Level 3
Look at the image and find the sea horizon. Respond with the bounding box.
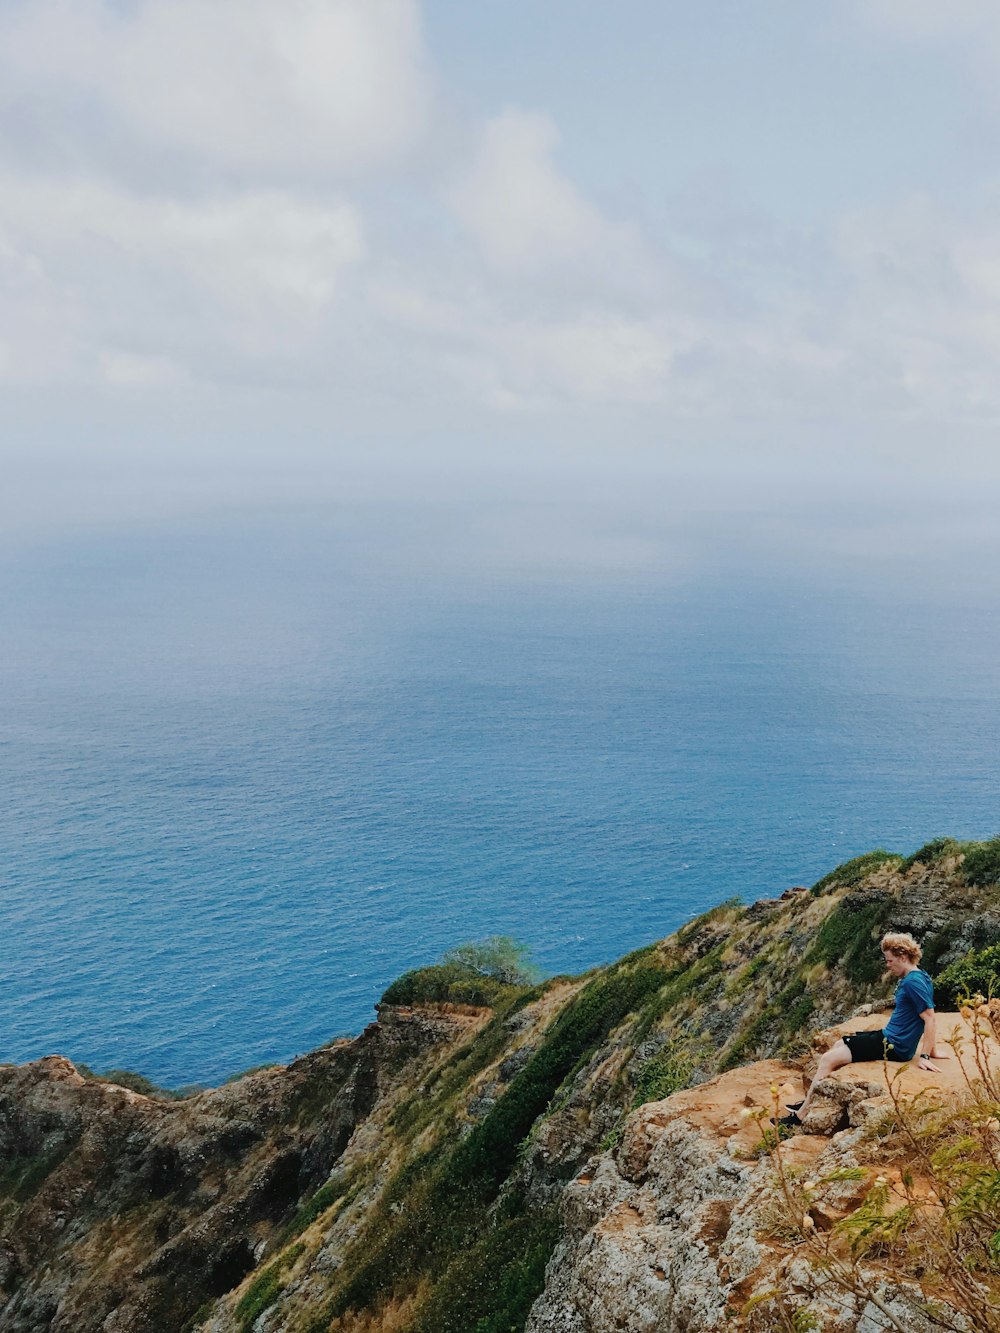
[3,507,998,1088]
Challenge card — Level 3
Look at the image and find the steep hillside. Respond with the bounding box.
[2,837,999,1332]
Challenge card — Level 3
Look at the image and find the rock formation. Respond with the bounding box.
[2,841,999,1332]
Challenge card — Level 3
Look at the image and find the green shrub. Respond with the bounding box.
[383,938,540,1007]
[381,964,511,1008]
[900,837,961,873]
[407,1210,560,1333]
[936,942,1000,1008]
[630,1040,700,1108]
[963,837,1000,889]
[234,1243,304,1332]
[76,1065,192,1099]
[278,1174,352,1243]
[810,850,902,896]
[723,978,815,1070]
[807,899,892,984]
[0,1143,77,1202]
[441,937,539,986]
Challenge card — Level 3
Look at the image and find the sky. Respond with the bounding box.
[1,0,1000,560]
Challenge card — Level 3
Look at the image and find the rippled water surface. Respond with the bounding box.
[2,515,998,1085]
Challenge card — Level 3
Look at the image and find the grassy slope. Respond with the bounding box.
[211,836,1000,1333]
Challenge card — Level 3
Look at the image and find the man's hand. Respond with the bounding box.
[917,1055,940,1072]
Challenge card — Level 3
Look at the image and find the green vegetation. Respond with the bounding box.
[807,899,892,984]
[0,1143,77,1203]
[234,1243,304,1333]
[223,1063,279,1084]
[381,963,515,1007]
[724,952,772,999]
[278,1173,354,1244]
[963,836,1000,888]
[322,951,682,1333]
[382,936,538,1007]
[899,836,961,873]
[765,1011,1000,1331]
[631,944,725,1042]
[387,986,542,1139]
[722,978,815,1070]
[810,849,902,896]
[441,936,540,986]
[935,942,1000,1008]
[407,1209,560,1333]
[76,1064,202,1099]
[426,960,671,1205]
[675,898,741,947]
[630,1039,701,1109]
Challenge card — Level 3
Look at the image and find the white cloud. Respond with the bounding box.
[0,178,365,382]
[833,195,1000,416]
[0,0,431,179]
[450,109,660,300]
[466,314,675,409]
[1,0,1000,440]
[452,110,613,270]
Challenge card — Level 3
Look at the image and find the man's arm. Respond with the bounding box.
[917,1008,938,1067]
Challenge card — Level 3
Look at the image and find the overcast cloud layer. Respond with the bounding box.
[2,0,1000,535]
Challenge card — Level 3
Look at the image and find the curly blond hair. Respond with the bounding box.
[880,931,922,964]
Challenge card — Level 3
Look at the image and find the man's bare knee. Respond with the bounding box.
[818,1040,852,1077]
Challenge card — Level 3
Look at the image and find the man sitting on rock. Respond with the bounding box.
[776,931,941,1129]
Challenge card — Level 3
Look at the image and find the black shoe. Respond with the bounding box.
[770,1110,803,1129]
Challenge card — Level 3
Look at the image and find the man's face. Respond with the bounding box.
[882,949,908,977]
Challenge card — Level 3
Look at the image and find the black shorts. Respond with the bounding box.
[843,1029,911,1064]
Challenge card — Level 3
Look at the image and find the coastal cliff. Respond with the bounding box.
[2,838,1000,1332]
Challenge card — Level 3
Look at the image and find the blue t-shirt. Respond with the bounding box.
[883,968,934,1060]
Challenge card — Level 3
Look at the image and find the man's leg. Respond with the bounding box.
[788,1038,854,1121]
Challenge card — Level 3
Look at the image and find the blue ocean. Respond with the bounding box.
[2,509,998,1087]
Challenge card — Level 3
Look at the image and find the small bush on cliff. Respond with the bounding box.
[935,941,1000,1008]
[76,1065,195,1099]
[963,835,1000,888]
[631,1037,704,1107]
[382,937,538,1007]
[381,964,511,1007]
[810,849,902,896]
[234,1243,304,1332]
[807,898,893,985]
[442,936,539,986]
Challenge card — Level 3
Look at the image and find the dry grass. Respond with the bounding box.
[753,1001,1000,1331]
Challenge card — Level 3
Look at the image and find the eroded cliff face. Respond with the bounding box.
[528,1011,994,1333]
[0,1007,486,1331]
[1,848,997,1333]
